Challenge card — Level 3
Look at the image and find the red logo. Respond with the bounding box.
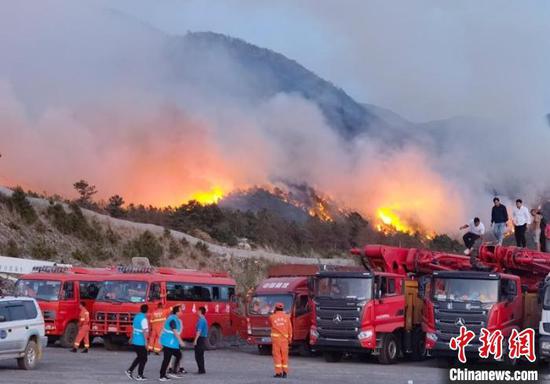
[508,328,536,362]
[449,326,475,363]
[478,328,503,359]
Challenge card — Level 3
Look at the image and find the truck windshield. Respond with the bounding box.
[433,278,498,303]
[544,286,550,310]
[315,277,372,300]
[15,279,61,302]
[248,295,293,315]
[96,280,148,303]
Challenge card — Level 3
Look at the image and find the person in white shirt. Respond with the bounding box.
[459,217,485,255]
[512,199,531,248]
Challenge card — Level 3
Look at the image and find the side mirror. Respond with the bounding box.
[0,315,6,322]
[375,289,382,299]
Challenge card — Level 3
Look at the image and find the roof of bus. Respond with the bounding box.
[254,276,309,295]
[18,271,112,281]
[99,272,236,286]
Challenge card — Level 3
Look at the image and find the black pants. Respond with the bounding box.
[160,347,182,378]
[514,224,527,247]
[129,345,148,377]
[195,336,207,373]
[463,232,480,249]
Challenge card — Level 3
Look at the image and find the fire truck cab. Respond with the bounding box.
[246,276,312,355]
[15,266,109,347]
[422,270,538,360]
[310,270,425,364]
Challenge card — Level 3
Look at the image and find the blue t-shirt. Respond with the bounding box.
[196,316,208,337]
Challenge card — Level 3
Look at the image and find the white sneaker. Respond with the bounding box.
[166,373,179,379]
[135,376,148,381]
[125,370,134,380]
[464,248,471,255]
[159,377,170,382]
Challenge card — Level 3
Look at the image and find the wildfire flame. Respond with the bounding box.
[376,207,415,234]
[190,186,225,205]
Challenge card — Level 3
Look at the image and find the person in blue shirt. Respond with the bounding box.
[193,306,208,374]
[126,304,149,381]
[159,305,185,381]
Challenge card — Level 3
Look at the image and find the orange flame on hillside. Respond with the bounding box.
[190,186,225,205]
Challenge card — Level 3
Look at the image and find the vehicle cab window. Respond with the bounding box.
[148,282,161,301]
[294,295,309,316]
[62,281,75,300]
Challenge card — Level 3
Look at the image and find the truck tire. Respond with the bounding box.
[207,325,222,349]
[258,345,272,355]
[59,322,78,348]
[299,340,313,357]
[378,333,399,364]
[411,328,426,361]
[17,340,39,370]
[324,351,343,363]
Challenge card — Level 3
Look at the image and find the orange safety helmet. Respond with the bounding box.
[275,302,285,310]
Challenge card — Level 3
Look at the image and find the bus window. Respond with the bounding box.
[212,286,221,301]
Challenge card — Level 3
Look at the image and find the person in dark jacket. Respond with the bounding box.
[491,197,508,245]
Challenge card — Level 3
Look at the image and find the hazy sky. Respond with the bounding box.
[114,0,550,123]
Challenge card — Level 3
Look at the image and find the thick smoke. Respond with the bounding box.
[1,1,548,236]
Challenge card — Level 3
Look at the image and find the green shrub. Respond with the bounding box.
[5,239,21,258]
[8,187,38,224]
[194,241,210,255]
[123,231,163,266]
[30,239,57,260]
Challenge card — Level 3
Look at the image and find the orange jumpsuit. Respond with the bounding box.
[148,307,168,353]
[74,307,90,349]
[269,311,293,375]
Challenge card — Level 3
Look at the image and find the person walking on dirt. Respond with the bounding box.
[71,302,90,353]
[126,304,150,381]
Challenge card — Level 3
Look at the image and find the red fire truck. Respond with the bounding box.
[330,244,545,364]
[245,264,359,356]
[15,266,111,347]
[91,266,238,349]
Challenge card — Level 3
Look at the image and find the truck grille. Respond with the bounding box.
[434,302,488,344]
[95,312,134,324]
[315,298,362,340]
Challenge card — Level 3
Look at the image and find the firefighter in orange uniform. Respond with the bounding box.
[72,302,90,353]
[269,302,293,378]
[148,302,167,354]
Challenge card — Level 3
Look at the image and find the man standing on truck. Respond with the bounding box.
[512,199,531,248]
[126,304,150,381]
[193,306,208,375]
[71,302,90,353]
[491,197,508,245]
[269,302,292,378]
[148,302,166,355]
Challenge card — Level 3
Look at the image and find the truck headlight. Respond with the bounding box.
[542,341,550,351]
[310,328,319,338]
[426,332,438,342]
[358,330,373,340]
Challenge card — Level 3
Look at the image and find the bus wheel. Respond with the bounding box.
[324,352,343,363]
[378,333,399,364]
[60,322,78,348]
[258,345,272,355]
[207,325,222,349]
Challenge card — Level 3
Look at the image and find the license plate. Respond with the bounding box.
[108,326,117,332]
[261,337,271,343]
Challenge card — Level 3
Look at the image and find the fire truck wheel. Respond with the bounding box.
[17,339,39,370]
[378,333,399,364]
[323,352,343,363]
[47,336,59,346]
[207,325,222,349]
[60,322,78,348]
[258,345,272,355]
[298,340,313,357]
